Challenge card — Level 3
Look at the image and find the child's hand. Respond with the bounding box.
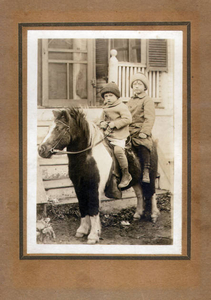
[139,132,147,139]
[104,126,113,136]
[100,121,108,130]
[108,122,115,129]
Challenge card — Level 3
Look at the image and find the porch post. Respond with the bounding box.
[108,49,118,83]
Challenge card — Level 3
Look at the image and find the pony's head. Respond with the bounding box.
[38,108,89,158]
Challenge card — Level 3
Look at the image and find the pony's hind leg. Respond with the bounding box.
[151,194,160,223]
[133,184,144,220]
[87,214,101,244]
[75,215,91,237]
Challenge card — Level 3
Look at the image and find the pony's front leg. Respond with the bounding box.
[87,214,101,244]
[133,184,144,220]
[75,215,91,237]
[151,194,160,223]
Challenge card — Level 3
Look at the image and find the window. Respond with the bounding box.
[110,39,146,65]
[38,39,95,107]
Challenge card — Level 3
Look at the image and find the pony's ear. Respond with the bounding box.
[61,109,70,123]
[52,109,62,119]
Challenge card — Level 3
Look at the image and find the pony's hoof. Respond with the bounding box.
[87,233,100,244]
[87,238,99,244]
[151,216,157,223]
[75,232,85,238]
[151,211,160,223]
[133,212,142,220]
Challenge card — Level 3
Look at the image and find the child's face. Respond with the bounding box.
[132,80,145,94]
[104,93,118,105]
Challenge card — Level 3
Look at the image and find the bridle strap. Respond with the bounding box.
[49,120,70,154]
[50,120,112,155]
[52,136,106,155]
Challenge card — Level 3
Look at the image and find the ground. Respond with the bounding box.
[37,192,172,245]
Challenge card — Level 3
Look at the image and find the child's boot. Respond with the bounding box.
[112,156,120,178]
[142,164,150,183]
[118,167,132,188]
[139,146,151,184]
[113,145,132,188]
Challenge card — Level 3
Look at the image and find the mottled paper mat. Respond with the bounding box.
[1,3,209,299]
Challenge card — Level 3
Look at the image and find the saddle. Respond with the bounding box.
[104,167,122,199]
[104,137,141,199]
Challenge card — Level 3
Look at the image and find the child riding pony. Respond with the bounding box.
[38,107,160,244]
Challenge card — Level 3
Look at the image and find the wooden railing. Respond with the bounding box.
[109,50,162,106]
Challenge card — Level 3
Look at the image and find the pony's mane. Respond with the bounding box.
[65,107,103,146]
[66,107,89,135]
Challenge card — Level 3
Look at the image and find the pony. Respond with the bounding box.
[38,107,160,244]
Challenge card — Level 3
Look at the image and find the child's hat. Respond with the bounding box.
[130,72,149,90]
[100,82,121,99]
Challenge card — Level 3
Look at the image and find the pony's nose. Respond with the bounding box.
[38,144,46,156]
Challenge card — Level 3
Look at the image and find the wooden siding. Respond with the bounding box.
[38,154,137,205]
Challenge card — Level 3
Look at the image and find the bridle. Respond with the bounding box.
[49,119,70,154]
[49,119,111,155]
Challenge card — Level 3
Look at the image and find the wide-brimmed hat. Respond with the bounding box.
[100,82,121,99]
[130,73,149,90]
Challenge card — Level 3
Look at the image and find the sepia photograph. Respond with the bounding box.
[26,29,183,256]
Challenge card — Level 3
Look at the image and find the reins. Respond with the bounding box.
[50,120,112,155]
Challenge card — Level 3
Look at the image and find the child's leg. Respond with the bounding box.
[113,146,132,188]
[139,146,150,183]
[112,155,120,177]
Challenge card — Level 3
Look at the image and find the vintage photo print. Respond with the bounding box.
[25,29,184,257]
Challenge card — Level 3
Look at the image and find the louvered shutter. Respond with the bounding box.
[147,39,168,72]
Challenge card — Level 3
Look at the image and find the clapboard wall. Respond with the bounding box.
[38,153,137,205]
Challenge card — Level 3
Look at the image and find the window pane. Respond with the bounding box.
[75,64,87,99]
[48,39,74,50]
[113,39,128,61]
[49,63,67,99]
[130,40,141,63]
[73,39,87,51]
[49,51,87,61]
[49,52,73,61]
[73,52,87,62]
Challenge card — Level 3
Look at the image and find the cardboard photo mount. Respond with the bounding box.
[3,4,210,296]
[19,22,190,259]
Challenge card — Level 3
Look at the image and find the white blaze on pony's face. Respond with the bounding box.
[42,121,57,144]
[38,121,58,158]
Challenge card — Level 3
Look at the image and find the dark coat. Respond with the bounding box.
[127,92,155,151]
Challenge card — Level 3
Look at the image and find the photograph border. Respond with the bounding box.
[19,21,191,260]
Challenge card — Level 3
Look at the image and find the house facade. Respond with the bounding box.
[37,38,175,205]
